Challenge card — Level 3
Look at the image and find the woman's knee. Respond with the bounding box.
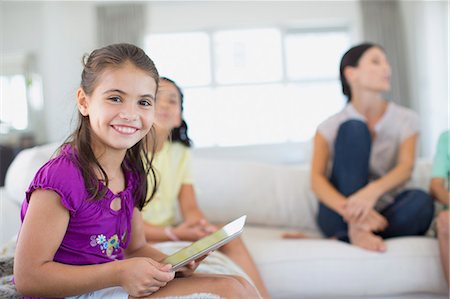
[338,120,369,135]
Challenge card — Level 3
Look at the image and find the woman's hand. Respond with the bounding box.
[173,219,218,241]
[353,210,388,232]
[119,257,174,298]
[345,183,381,223]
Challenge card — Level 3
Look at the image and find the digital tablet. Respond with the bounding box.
[161,215,247,271]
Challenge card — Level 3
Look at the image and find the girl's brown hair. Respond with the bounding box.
[63,43,158,210]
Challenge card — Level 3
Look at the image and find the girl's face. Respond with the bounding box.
[154,79,182,131]
[348,47,392,93]
[77,62,157,152]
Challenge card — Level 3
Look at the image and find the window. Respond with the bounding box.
[214,28,283,84]
[0,75,28,133]
[145,28,350,147]
[145,32,211,87]
[0,53,43,134]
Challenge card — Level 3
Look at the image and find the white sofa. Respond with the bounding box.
[1,142,448,299]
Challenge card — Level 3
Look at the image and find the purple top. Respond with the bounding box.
[19,145,139,298]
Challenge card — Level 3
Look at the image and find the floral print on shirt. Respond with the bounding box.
[90,234,120,258]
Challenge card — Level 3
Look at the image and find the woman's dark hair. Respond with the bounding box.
[339,42,383,102]
[160,77,192,147]
[63,43,159,210]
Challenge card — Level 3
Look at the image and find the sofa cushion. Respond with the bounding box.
[242,225,448,298]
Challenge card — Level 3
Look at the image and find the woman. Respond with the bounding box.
[310,43,434,252]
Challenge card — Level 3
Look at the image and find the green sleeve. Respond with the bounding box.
[431,131,450,178]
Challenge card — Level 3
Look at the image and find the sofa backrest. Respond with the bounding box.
[4,143,433,230]
[192,157,319,230]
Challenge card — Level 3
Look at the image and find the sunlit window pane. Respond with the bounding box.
[182,87,217,147]
[285,31,350,80]
[213,28,283,84]
[284,82,346,141]
[183,83,345,147]
[0,75,28,131]
[145,28,350,147]
[144,32,211,87]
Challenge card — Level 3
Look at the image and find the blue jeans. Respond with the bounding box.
[317,120,434,242]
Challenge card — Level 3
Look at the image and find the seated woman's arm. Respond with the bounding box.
[367,133,417,196]
[346,133,417,221]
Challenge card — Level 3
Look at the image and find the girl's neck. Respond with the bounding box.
[90,141,126,180]
[147,125,171,153]
[350,90,387,118]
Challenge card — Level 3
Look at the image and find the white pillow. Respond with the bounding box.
[192,157,319,230]
[5,142,60,206]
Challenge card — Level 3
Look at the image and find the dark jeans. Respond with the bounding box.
[317,120,434,242]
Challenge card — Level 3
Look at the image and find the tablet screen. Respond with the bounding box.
[162,215,247,271]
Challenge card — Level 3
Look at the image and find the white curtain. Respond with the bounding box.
[97,3,146,47]
[360,0,410,107]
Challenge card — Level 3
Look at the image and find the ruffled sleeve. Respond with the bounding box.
[24,150,86,216]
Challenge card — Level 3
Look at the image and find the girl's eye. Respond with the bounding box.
[139,99,153,107]
[108,96,121,103]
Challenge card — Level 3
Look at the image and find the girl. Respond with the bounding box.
[13,43,259,299]
[429,130,450,286]
[141,77,270,298]
[308,43,434,252]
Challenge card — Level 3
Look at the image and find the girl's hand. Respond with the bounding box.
[345,183,381,222]
[119,257,174,298]
[174,254,209,278]
[173,219,216,241]
[198,218,219,234]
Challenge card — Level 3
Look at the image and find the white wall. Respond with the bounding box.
[399,0,449,158]
[1,1,447,158]
[146,1,363,39]
[1,1,97,144]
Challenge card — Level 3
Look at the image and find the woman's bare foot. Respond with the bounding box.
[282,232,309,239]
[349,226,386,252]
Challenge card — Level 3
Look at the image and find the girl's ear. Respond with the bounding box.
[77,88,89,116]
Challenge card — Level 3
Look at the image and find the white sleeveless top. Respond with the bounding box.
[317,102,419,210]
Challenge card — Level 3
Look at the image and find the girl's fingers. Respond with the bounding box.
[152,268,175,282]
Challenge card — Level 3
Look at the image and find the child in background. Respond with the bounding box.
[429,130,450,286]
[142,77,270,298]
[13,44,259,299]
